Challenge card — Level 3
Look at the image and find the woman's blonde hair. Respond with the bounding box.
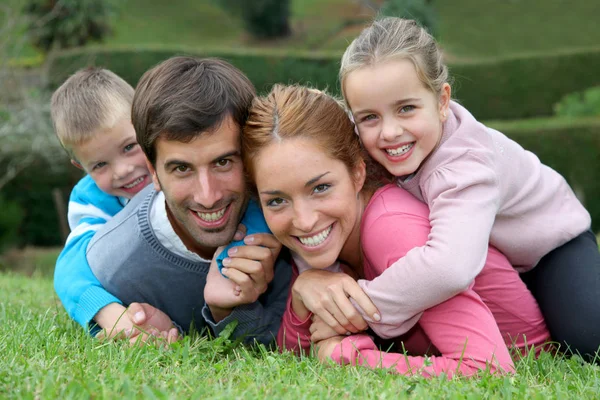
[340,17,449,98]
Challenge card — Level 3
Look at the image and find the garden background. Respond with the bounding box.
[1,0,599,398]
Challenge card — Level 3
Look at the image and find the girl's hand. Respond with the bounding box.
[316,335,345,362]
[310,315,344,342]
[292,269,380,335]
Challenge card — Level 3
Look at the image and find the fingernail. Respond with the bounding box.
[244,235,255,244]
[134,311,144,324]
[222,258,231,266]
[373,313,381,321]
[345,331,351,336]
[235,230,244,238]
[221,267,228,276]
[235,285,241,291]
[228,247,238,255]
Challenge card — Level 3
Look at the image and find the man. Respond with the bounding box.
[87,57,292,345]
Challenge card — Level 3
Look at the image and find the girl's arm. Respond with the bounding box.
[359,159,500,338]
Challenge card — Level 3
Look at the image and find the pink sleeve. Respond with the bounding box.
[359,157,500,338]
[276,264,313,355]
[331,288,514,377]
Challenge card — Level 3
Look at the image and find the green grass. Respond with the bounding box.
[1,271,600,399]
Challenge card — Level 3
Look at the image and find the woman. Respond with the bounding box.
[241,84,550,377]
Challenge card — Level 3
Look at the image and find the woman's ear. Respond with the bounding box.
[353,159,367,193]
[439,83,451,121]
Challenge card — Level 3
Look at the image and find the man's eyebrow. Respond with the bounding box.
[163,159,190,170]
[211,150,240,163]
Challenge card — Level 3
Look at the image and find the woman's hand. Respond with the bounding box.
[292,269,380,335]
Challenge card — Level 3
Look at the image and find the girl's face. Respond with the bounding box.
[253,138,365,269]
[344,58,450,178]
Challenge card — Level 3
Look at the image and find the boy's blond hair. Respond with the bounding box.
[51,67,134,156]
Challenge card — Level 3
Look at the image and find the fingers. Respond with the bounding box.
[243,233,282,260]
[126,302,147,325]
[342,281,381,322]
[233,223,247,241]
[309,302,349,336]
[309,316,343,342]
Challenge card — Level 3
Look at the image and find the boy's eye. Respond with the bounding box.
[124,143,137,152]
[92,162,107,171]
[313,183,330,194]
[266,198,285,207]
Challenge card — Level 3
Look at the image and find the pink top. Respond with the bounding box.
[278,184,550,377]
[358,101,590,338]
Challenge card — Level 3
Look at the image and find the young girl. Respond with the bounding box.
[242,84,550,377]
[339,17,600,360]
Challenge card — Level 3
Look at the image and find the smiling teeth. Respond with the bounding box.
[197,208,226,222]
[124,176,144,189]
[299,226,332,247]
[386,143,414,156]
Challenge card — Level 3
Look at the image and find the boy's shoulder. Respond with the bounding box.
[69,175,124,218]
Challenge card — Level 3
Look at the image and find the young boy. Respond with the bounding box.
[51,67,176,340]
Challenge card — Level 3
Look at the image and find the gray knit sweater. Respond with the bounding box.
[87,186,291,345]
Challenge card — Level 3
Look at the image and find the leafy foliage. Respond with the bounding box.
[212,0,291,39]
[554,86,600,117]
[23,0,115,52]
[380,0,438,36]
[0,196,23,252]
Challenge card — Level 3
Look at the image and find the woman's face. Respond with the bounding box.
[253,138,365,269]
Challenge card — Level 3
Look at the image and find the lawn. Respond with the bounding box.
[1,247,600,398]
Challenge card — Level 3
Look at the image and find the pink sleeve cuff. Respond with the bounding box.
[330,334,376,366]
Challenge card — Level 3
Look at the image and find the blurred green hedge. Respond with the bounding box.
[47,45,600,120]
[2,117,599,247]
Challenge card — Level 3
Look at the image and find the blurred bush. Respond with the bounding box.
[23,0,116,52]
[554,86,600,118]
[380,0,438,37]
[211,0,291,39]
[0,195,24,252]
[46,46,600,120]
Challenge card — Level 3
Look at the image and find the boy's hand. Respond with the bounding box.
[220,226,282,297]
[292,269,380,335]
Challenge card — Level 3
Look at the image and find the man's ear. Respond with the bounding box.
[146,159,162,192]
[353,159,367,193]
[71,159,84,171]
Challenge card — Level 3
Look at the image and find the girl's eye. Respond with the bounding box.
[361,114,377,122]
[266,198,285,207]
[92,162,107,171]
[124,143,137,152]
[313,183,330,194]
[400,105,416,113]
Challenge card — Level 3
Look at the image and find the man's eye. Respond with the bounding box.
[175,165,189,173]
[314,183,330,194]
[216,159,231,167]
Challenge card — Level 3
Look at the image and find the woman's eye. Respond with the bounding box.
[314,183,330,194]
[266,198,285,207]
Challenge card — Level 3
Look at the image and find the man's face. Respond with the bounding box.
[148,115,248,259]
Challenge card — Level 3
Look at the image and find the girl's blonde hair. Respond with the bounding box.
[340,17,449,98]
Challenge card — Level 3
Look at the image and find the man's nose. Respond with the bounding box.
[193,170,223,209]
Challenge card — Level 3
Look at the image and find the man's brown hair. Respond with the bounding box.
[132,57,256,165]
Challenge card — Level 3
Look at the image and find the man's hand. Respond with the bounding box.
[220,228,282,297]
[292,269,380,336]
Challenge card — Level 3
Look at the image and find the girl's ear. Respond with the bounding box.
[353,159,367,193]
[439,83,452,121]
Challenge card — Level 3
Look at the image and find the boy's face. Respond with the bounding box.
[71,119,151,199]
[147,115,248,259]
